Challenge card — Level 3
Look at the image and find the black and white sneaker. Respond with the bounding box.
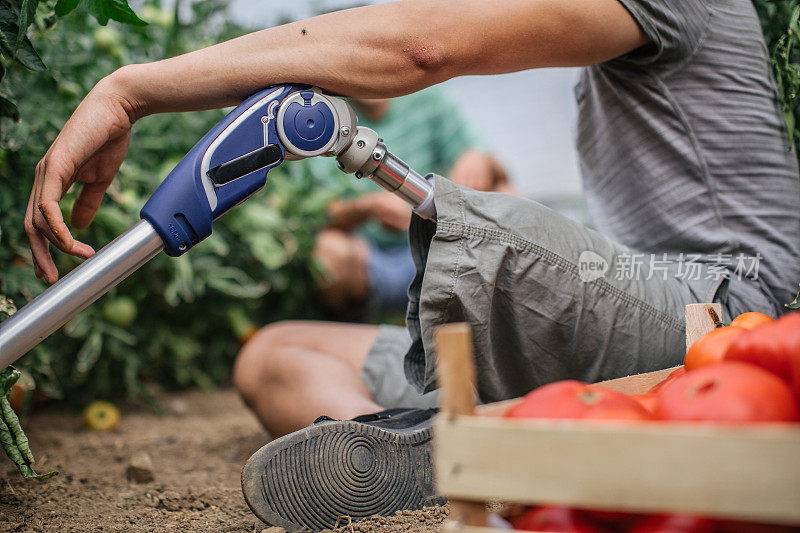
[241,408,443,532]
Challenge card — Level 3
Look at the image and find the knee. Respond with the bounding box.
[233,321,307,401]
[313,229,356,281]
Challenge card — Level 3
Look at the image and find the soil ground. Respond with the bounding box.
[0,389,445,532]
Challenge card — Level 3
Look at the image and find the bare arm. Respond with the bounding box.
[326,197,375,232]
[327,193,412,233]
[124,0,647,113]
[27,0,648,282]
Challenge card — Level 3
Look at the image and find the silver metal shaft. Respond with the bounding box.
[0,220,164,367]
[333,127,436,220]
[369,146,435,219]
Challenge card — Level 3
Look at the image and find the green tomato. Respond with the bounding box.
[140,5,174,28]
[84,400,121,431]
[102,296,137,328]
[92,26,123,57]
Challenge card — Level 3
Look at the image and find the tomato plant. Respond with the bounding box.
[0,1,344,407]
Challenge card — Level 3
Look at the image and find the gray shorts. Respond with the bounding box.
[398,176,774,403]
[361,325,439,409]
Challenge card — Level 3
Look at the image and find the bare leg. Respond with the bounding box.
[313,228,370,311]
[233,320,382,437]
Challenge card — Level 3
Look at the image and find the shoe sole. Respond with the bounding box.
[241,419,443,532]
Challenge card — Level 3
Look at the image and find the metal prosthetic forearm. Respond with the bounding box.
[335,127,436,221]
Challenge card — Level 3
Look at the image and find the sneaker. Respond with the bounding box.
[241,408,443,532]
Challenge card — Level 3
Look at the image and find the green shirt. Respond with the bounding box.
[308,87,479,249]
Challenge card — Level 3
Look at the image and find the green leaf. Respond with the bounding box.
[0,1,44,70]
[74,330,102,374]
[13,0,38,52]
[0,3,17,55]
[0,94,19,120]
[85,0,146,26]
[53,0,79,16]
[13,34,44,69]
[0,1,15,28]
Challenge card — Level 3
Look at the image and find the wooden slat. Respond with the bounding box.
[436,323,477,419]
[685,302,723,351]
[434,415,800,525]
[475,397,520,417]
[435,323,488,528]
[595,366,678,395]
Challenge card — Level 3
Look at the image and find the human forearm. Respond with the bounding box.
[113,2,457,119]
[110,0,648,119]
[327,197,375,231]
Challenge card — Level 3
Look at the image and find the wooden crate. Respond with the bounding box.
[432,305,800,531]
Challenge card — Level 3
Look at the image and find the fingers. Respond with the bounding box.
[26,163,58,283]
[37,191,95,260]
[24,87,133,283]
[27,155,93,284]
[71,181,106,230]
[30,199,94,284]
[25,222,54,283]
[72,131,129,229]
[25,202,58,284]
[36,176,75,253]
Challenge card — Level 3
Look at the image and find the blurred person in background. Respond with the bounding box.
[313,91,515,319]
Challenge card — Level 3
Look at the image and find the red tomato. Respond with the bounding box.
[684,326,747,371]
[505,381,652,421]
[632,393,659,414]
[630,514,715,533]
[656,362,800,423]
[578,508,644,529]
[794,355,800,402]
[511,506,607,532]
[715,518,800,533]
[724,313,800,389]
[730,312,775,330]
[648,367,687,394]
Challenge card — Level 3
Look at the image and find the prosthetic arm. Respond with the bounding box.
[0,85,436,365]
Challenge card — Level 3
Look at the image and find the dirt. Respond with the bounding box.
[0,389,446,533]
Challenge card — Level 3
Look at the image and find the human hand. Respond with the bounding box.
[26,74,140,283]
[365,192,412,232]
[449,150,500,192]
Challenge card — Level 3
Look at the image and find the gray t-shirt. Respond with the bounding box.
[576,0,800,313]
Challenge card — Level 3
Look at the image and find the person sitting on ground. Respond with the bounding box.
[313,93,513,318]
[24,0,800,530]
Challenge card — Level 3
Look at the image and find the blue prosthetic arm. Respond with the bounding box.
[141,85,300,256]
[0,84,434,364]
